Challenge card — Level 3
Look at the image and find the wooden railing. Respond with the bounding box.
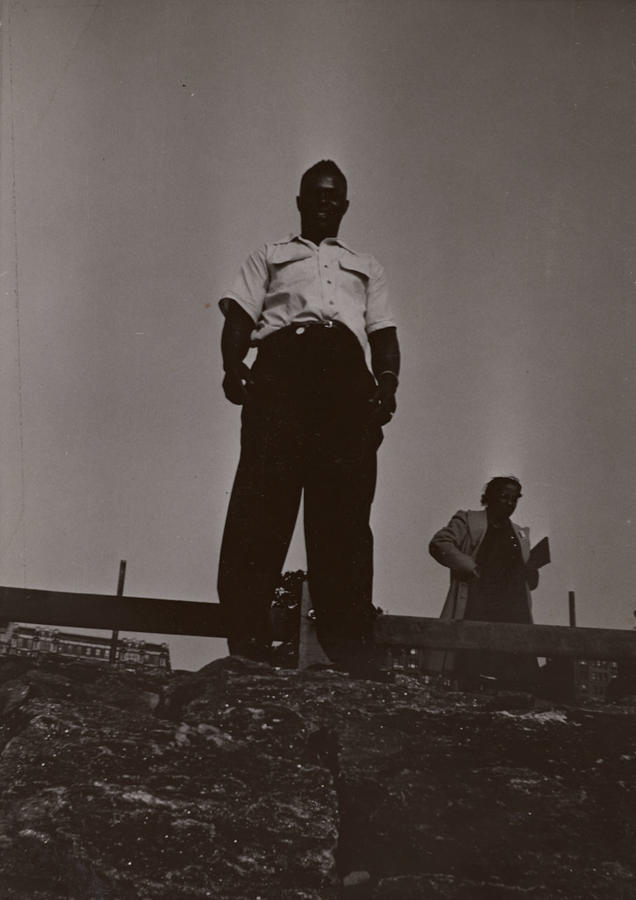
[1,583,635,663]
[374,615,636,661]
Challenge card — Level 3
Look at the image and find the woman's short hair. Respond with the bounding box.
[481,476,522,506]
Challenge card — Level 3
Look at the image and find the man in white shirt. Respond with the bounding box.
[217,160,400,674]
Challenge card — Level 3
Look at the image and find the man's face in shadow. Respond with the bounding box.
[297,173,349,243]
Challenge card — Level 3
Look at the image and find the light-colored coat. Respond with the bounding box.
[428,509,533,672]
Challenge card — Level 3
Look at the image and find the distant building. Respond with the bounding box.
[0,624,170,672]
[384,644,620,702]
[573,659,618,702]
[382,646,441,684]
[541,657,618,703]
[385,646,429,674]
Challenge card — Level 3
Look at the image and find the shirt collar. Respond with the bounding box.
[272,233,358,254]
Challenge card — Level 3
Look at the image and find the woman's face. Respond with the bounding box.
[487,482,521,522]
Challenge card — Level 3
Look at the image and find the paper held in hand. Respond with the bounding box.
[528,536,550,569]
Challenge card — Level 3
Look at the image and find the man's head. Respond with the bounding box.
[297,160,349,244]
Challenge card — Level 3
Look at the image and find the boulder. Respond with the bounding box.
[0,657,633,898]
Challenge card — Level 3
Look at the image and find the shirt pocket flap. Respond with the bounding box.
[338,255,371,280]
[269,244,314,266]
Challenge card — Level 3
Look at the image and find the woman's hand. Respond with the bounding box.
[525,565,539,591]
[458,560,480,582]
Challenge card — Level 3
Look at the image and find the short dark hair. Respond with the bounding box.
[299,160,347,196]
[481,476,522,506]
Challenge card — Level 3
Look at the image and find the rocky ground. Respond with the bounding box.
[0,655,634,899]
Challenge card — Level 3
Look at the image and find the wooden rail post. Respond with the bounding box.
[109,560,127,664]
[297,580,331,669]
[569,591,577,628]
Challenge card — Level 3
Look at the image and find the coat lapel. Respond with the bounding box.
[511,522,531,563]
[466,509,488,555]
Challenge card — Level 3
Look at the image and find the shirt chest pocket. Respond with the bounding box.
[338,257,370,301]
[268,245,315,292]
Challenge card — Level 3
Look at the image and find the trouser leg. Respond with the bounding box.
[304,429,380,656]
[217,389,303,649]
[300,327,383,666]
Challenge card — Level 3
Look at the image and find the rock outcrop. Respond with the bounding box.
[0,655,634,898]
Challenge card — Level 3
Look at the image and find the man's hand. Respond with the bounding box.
[220,300,254,405]
[222,362,253,405]
[368,327,400,427]
[367,376,397,426]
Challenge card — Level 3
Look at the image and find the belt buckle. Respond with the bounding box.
[323,320,335,329]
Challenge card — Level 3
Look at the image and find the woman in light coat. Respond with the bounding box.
[429,476,539,686]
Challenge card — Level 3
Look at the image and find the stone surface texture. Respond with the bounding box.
[0,656,634,898]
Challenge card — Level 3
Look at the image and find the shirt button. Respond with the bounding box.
[326,280,332,284]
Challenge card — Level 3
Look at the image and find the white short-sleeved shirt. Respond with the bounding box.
[219,234,396,350]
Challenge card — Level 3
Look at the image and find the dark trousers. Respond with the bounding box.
[217,323,382,659]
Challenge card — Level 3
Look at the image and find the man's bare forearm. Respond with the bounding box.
[369,326,400,387]
[221,299,254,372]
[367,327,400,424]
[220,299,255,404]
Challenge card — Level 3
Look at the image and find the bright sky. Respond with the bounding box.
[1,0,635,669]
